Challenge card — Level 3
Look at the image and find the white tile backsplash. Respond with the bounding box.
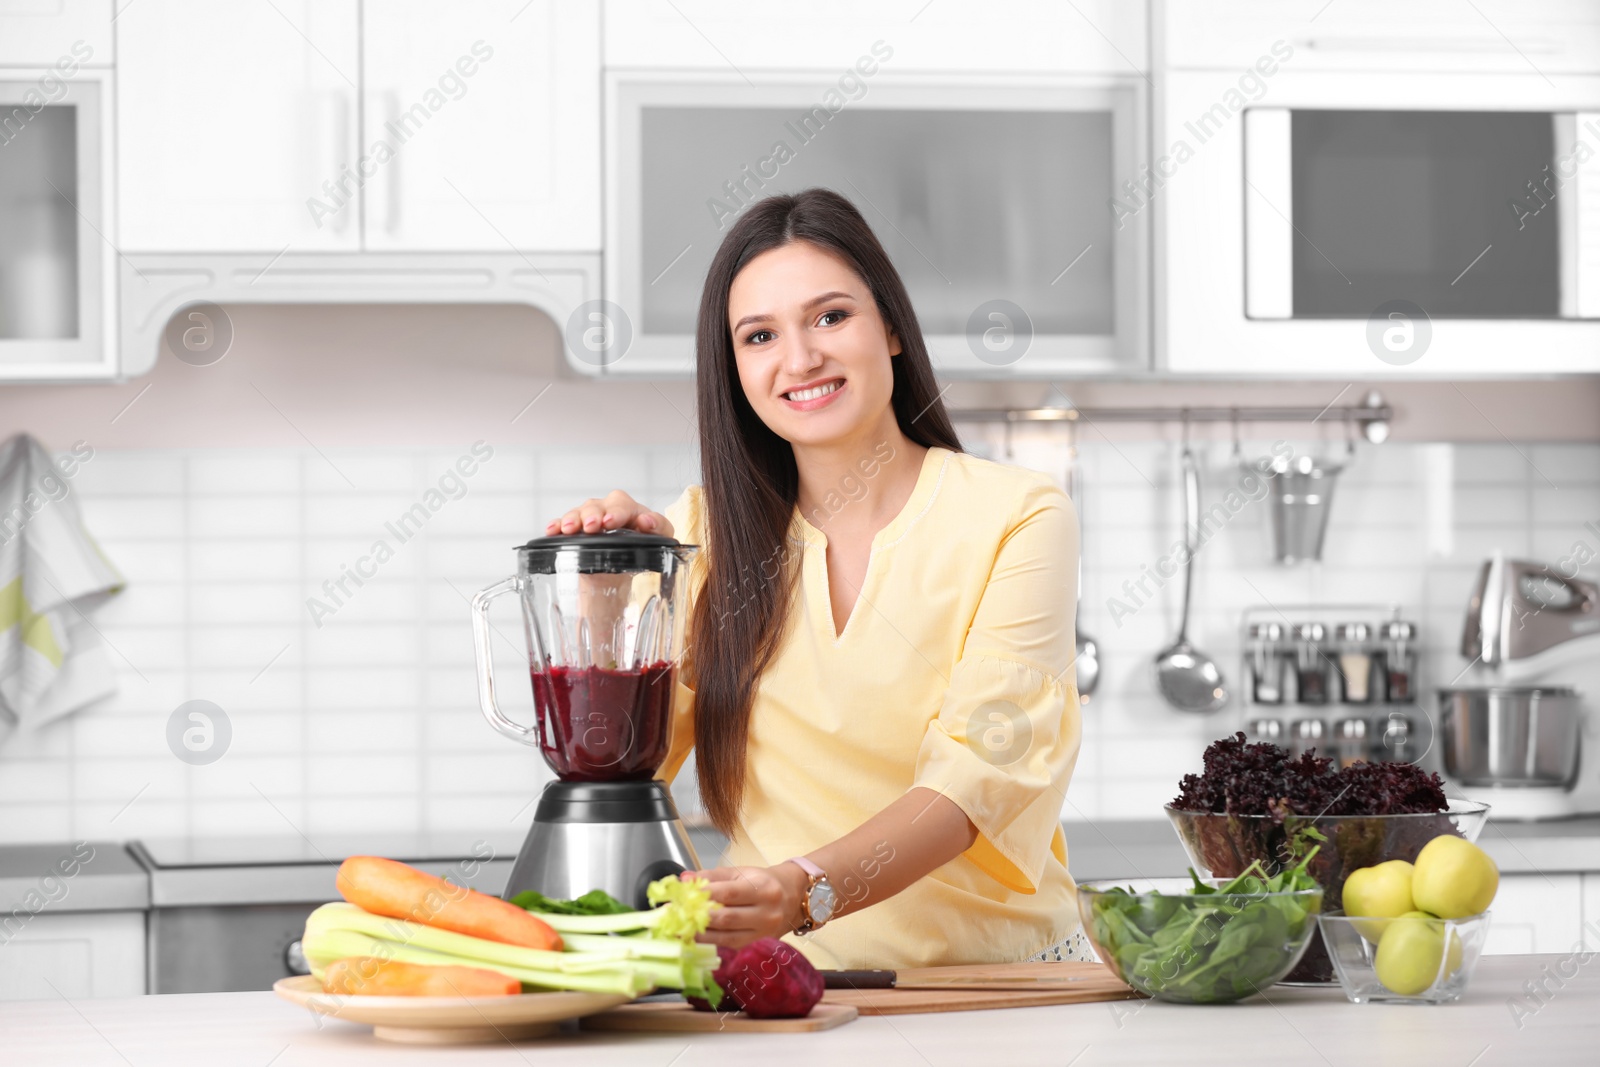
[2,441,1597,843]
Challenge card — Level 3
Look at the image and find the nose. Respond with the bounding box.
[778,330,825,382]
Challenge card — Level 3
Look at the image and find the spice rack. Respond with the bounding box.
[1237,604,1422,767]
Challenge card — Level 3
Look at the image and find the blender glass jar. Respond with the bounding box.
[472,530,700,782]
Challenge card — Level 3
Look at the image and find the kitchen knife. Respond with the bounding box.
[820,969,1092,991]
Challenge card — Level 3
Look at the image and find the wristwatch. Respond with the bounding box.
[786,856,837,934]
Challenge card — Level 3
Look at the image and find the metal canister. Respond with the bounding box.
[1334,717,1369,769]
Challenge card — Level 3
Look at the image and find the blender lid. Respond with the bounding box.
[516,529,696,575]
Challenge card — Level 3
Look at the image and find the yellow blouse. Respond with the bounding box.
[660,444,1082,970]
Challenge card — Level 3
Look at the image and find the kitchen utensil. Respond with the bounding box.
[1318,911,1491,1005]
[1154,437,1228,713]
[1165,799,1491,984]
[821,962,1140,1016]
[582,1002,859,1033]
[1267,452,1344,564]
[1448,552,1600,820]
[1065,420,1099,702]
[1078,878,1323,1003]
[273,975,631,1044]
[1438,687,1581,787]
[471,529,701,909]
[821,969,1092,991]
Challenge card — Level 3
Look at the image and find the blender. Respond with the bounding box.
[471,529,701,908]
[1440,552,1600,820]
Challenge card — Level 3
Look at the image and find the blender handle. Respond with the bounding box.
[471,577,536,745]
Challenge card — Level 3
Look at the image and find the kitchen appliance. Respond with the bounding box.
[607,75,1148,377]
[129,835,514,994]
[1154,440,1227,713]
[1160,0,1600,374]
[1441,553,1600,820]
[472,529,701,908]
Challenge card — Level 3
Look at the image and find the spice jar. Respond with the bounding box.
[1335,717,1369,769]
[1381,620,1417,703]
[1335,622,1376,704]
[1292,623,1329,705]
[1248,622,1287,704]
[1290,717,1326,760]
[1247,717,1284,747]
[1379,712,1417,762]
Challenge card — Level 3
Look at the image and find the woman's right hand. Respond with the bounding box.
[546,490,673,538]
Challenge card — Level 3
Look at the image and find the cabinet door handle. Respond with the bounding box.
[384,90,402,235]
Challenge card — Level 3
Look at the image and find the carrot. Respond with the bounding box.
[335,856,562,952]
[322,957,521,998]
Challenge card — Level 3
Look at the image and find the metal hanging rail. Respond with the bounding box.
[947,391,1394,442]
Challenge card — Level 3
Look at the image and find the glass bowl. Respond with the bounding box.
[1077,878,1324,1004]
[1318,911,1491,1003]
[1163,800,1489,984]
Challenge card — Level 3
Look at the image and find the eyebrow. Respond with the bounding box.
[731,290,857,332]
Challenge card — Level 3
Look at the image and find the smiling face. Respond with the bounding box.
[726,240,902,449]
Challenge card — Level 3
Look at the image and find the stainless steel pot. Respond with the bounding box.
[1437,687,1581,788]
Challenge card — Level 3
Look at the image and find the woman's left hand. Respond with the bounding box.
[682,864,808,948]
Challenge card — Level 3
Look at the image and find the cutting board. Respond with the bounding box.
[825,962,1142,1016]
[580,1001,858,1033]
[581,963,1139,1030]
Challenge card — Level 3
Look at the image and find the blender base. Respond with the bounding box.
[503,780,700,910]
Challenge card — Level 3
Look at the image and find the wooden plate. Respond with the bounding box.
[272,975,634,1045]
[582,1000,858,1033]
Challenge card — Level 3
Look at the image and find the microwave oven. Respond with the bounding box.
[1161,68,1600,375]
[603,73,1148,378]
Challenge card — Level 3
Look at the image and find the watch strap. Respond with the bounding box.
[785,856,828,934]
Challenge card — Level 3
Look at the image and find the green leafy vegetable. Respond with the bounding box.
[508,888,632,916]
[301,875,721,1004]
[1087,836,1324,1004]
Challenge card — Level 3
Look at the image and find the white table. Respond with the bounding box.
[2,956,1594,1066]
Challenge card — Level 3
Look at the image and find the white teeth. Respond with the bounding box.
[786,381,841,402]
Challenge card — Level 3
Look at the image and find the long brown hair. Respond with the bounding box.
[689,187,964,834]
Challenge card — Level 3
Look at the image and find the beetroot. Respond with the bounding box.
[686,946,741,1013]
[720,938,824,1019]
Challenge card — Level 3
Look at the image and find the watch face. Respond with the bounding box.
[809,880,837,925]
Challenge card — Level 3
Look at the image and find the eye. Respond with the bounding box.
[817,309,849,327]
[744,329,775,346]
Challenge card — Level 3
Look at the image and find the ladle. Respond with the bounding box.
[1153,422,1228,713]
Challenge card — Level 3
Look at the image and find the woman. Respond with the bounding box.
[546,188,1084,969]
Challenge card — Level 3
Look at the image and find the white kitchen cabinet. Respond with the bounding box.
[0,64,117,379]
[0,911,145,1000]
[361,1,600,252]
[0,0,114,67]
[1584,874,1600,950]
[1482,873,1585,956]
[603,0,1145,75]
[1161,0,1600,75]
[116,0,361,252]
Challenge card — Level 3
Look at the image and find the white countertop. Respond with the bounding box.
[3,956,1593,1066]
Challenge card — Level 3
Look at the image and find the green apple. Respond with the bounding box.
[1412,836,1498,919]
[1374,911,1449,996]
[1343,860,1415,941]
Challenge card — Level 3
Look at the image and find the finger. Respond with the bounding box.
[577,501,607,532]
[695,867,744,885]
[704,905,773,932]
[697,928,758,950]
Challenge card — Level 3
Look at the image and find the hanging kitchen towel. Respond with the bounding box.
[0,434,124,741]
